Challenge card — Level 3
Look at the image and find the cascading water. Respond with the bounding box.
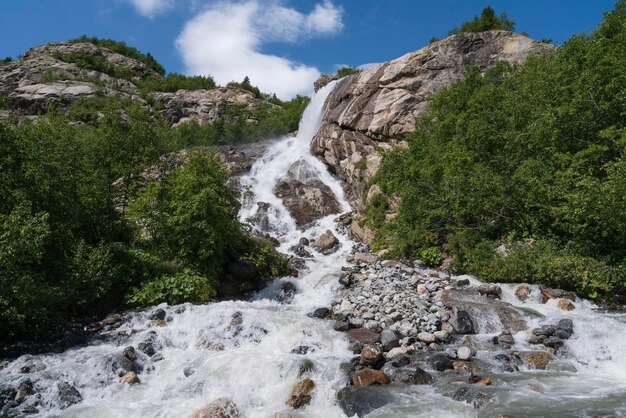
[0,82,355,417]
[1,81,626,418]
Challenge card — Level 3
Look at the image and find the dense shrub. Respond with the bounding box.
[448,6,515,35]
[126,269,216,307]
[69,35,165,75]
[139,73,217,96]
[336,66,361,78]
[369,2,626,298]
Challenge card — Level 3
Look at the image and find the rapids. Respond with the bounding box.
[1,81,626,418]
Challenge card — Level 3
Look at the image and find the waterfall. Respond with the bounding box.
[0,82,355,417]
[2,81,626,418]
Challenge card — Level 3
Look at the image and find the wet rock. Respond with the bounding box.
[542,336,564,349]
[290,346,311,355]
[346,328,380,345]
[495,331,515,346]
[456,278,470,287]
[19,359,46,374]
[286,378,315,409]
[557,299,575,311]
[360,345,383,366]
[452,387,489,409]
[123,346,137,362]
[476,284,502,297]
[397,367,434,385]
[352,368,390,387]
[453,360,478,373]
[277,282,297,303]
[299,237,310,246]
[442,289,534,333]
[291,244,313,258]
[380,330,400,352]
[119,371,140,385]
[557,319,574,338]
[429,353,453,371]
[309,308,330,319]
[191,397,241,418]
[150,308,166,321]
[57,382,82,409]
[148,319,167,327]
[457,346,474,361]
[539,287,577,303]
[519,351,555,370]
[314,230,339,253]
[275,179,341,227]
[336,386,392,417]
[333,321,350,332]
[515,284,531,301]
[298,359,315,378]
[452,310,475,335]
[102,313,122,326]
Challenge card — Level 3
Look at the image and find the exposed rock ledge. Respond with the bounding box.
[311,30,556,210]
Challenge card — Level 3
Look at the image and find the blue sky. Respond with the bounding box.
[0,0,618,98]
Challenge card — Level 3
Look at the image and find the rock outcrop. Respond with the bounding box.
[0,42,153,115]
[311,31,555,209]
[150,87,280,127]
[0,41,277,127]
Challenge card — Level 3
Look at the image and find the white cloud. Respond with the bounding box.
[175,0,344,99]
[129,0,175,18]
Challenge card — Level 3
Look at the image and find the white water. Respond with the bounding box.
[2,81,626,418]
[0,82,355,417]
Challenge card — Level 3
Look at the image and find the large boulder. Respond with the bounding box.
[286,378,315,409]
[336,386,393,417]
[311,31,555,209]
[274,179,341,227]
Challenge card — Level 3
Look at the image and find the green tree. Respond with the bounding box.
[449,6,516,35]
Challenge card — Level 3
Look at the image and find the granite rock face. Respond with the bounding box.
[0,42,274,126]
[311,31,555,209]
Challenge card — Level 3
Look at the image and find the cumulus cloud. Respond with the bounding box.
[129,0,175,18]
[175,0,344,99]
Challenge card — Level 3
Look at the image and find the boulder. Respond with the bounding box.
[336,386,392,417]
[119,371,140,385]
[313,230,340,252]
[557,299,575,311]
[518,351,555,370]
[380,329,400,351]
[352,368,390,387]
[514,284,532,301]
[360,344,383,366]
[314,74,339,92]
[57,382,82,409]
[191,397,241,418]
[346,328,380,345]
[451,310,475,335]
[286,378,315,409]
[275,180,341,227]
[429,353,453,371]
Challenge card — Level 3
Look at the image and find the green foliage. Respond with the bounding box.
[126,269,216,307]
[1,57,12,65]
[227,76,263,98]
[52,50,138,80]
[336,66,361,78]
[139,73,217,96]
[463,241,623,299]
[429,37,440,44]
[448,6,516,35]
[370,2,626,299]
[69,35,165,75]
[240,241,291,280]
[419,247,442,268]
[130,150,242,276]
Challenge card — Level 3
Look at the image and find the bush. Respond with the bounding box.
[69,35,165,75]
[419,247,443,268]
[240,241,291,280]
[368,1,626,299]
[126,269,216,307]
[448,6,516,35]
[140,73,217,96]
[336,66,361,78]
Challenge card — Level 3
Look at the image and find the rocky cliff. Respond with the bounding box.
[312,31,556,209]
[0,42,271,124]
